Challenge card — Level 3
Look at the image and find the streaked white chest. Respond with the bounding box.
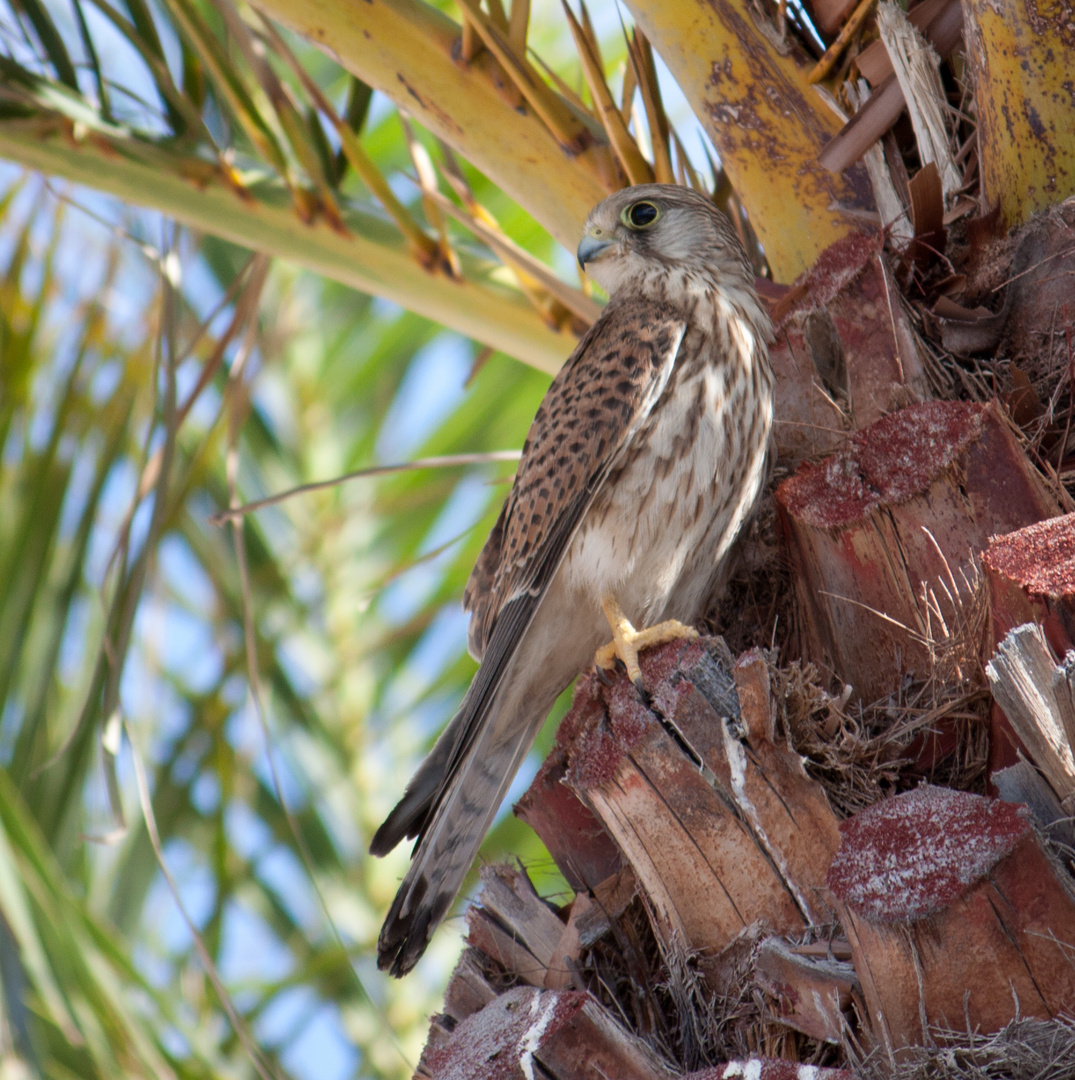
[562,331,772,625]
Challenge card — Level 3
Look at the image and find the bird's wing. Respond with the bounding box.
[463,294,687,659]
[461,502,505,661]
[372,296,688,975]
[376,295,687,846]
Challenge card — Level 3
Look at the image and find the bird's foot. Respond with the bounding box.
[594,596,698,695]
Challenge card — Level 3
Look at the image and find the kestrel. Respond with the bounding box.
[371,184,774,976]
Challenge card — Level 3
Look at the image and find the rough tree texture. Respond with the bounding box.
[829,786,1075,1047]
[777,398,1058,702]
[766,231,930,467]
[984,512,1075,777]
[416,639,1075,1077]
[564,643,807,964]
[986,512,1075,653]
[423,985,678,1080]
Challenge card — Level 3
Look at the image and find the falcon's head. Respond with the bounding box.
[576,183,754,299]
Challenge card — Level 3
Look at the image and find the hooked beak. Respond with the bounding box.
[576,233,614,269]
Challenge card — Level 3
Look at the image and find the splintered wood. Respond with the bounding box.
[421,985,678,1080]
[417,640,1075,1077]
[876,2,960,200]
[417,640,857,1077]
[563,660,805,959]
[777,398,1059,701]
[986,624,1075,802]
[817,0,964,175]
[665,649,843,928]
[559,639,850,966]
[985,512,1075,779]
[766,231,929,466]
[753,937,857,1043]
[466,865,572,988]
[828,785,1075,1047]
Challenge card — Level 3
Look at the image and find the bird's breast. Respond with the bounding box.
[562,335,772,627]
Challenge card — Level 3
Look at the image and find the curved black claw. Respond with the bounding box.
[595,664,616,686]
[633,675,651,707]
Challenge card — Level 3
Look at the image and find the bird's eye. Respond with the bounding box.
[621,201,660,229]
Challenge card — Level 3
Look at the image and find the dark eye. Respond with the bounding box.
[621,201,660,229]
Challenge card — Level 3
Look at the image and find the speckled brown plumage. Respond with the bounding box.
[371,184,774,977]
[464,302,686,660]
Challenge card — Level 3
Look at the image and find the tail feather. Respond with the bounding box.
[374,682,552,976]
[368,707,468,857]
[371,577,595,976]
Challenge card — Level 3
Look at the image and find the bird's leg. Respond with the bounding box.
[594,595,699,693]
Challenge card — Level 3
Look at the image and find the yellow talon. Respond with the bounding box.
[594,596,698,689]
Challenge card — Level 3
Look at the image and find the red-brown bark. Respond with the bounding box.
[515,689,624,893]
[983,513,1075,775]
[753,936,858,1043]
[565,657,807,960]
[828,785,1075,1049]
[777,398,1059,701]
[768,232,931,467]
[985,512,1075,656]
[423,985,677,1080]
